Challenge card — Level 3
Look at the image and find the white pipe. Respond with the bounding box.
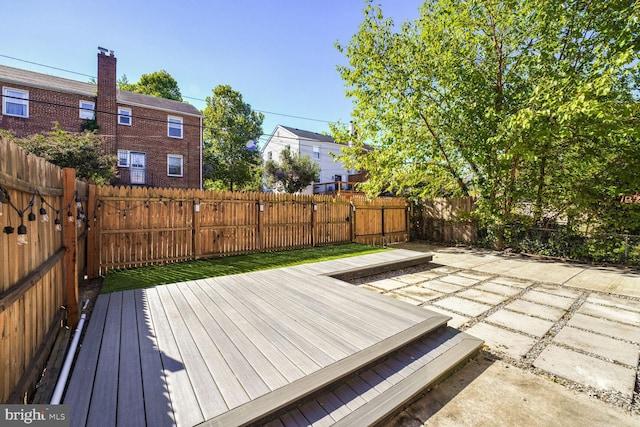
[51,299,91,404]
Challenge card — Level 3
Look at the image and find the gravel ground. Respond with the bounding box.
[348,264,640,416]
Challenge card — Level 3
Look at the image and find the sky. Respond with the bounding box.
[1,0,422,146]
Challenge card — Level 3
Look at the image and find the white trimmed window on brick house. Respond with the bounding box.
[167,154,183,177]
[79,100,95,119]
[168,116,183,138]
[118,107,131,125]
[2,87,29,118]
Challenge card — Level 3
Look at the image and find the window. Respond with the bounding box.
[267,151,272,160]
[2,87,29,118]
[167,154,183,177]
[79,100,95,119]
[118,107,131,125]
[313,146,320,159]
[285,144,290,151]
[117,150,130,167]
[168,116,183,138]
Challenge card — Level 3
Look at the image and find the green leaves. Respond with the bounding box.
[202,85,264,191]
[263,147,321,194]
[117,70,183,101]
[336,0,640,234]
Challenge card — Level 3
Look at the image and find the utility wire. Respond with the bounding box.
[1,94,344,144]
[0,53,340,124]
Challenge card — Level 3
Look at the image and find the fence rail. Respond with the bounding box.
[88,186,409,276]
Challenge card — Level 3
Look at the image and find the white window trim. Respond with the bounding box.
[117,150,130,167]
[2,87,29,118]
[118,107,132,126]
[168,115,183,139]
[313,146,320,159]
[167,154,184,177]
[79,100,95,120]
[267,151,272,160]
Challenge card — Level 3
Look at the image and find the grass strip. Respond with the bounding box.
[102,243,388,293]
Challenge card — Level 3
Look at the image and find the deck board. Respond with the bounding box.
[64,249,451,427]
[117,291,145,427]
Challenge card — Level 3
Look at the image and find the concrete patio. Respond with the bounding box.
[374,243,640,426]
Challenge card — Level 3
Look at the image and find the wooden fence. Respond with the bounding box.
[0,137,85,403]
[412,197,477,243]
[87,186,409,276]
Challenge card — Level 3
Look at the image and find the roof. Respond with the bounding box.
[280,125,336,143]
[0,64,202,117]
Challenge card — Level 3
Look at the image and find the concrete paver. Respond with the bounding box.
[577,302,640,326]
[504,299,567,321]
[534,345,636,398]
[585,293,640,313]
[553,327,640,367]
[536,283,584,299]
[367,278,406,291]
[432,296,492,317]
[438,274,481,287]
[488,276,532,288]
[424,306,470,329]
[393,285,443,302]
[521,289,577,309]
[395,273,431,285]
[384,292,423,305]
[420,280,464,294]
[465,322,536,359]
[457,288,510,305]
[567,312,640,343]
[475,282,522,297]
[485,309,555,338]
[565,269,640,298]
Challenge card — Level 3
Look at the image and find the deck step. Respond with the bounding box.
[197,312,450,427]
[327,253,434,281]
[262,327,483,427]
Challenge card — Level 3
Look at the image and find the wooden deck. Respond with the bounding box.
[63,250,480,426]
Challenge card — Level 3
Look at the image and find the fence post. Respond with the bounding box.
[63,168,79,327]
[311,199,316,246]
[257,199,263,250]
[86,184,98,278]
[193,197,201,259]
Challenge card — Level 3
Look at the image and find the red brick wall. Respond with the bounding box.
[97,52,117,153]
[116,106,200,188]
[0,82,93,137]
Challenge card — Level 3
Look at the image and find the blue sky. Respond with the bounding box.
[1,0,422,145]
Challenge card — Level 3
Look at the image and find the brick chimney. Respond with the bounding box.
[96,48,117,153]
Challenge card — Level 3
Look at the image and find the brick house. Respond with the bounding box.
[0,49,203,189]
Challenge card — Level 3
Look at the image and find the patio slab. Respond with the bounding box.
[553,327,640,367]
[393,285,443,302]
[432,296,493,317]
[585,293,640,314]
[476,282,522,297]
[424,306,471,329]
[485,310,555,338]
[487,277,532,289]
[566,312,640,343]
[521,290,577,309]
[366,278,406,291]
[534,345,636,399]
[565,269,640,298]
[457,289,510,305]
[504,299,567,321]
[536,284,584,299]
[465,322,536,359]
[420,280,465,294]
[438,274,481,287]
[577,302,640,326]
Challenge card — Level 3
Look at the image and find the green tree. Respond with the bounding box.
[202,85,264,191]
[12,124,117,184]
[336,0,640,241]
[117,70,182,101]
[264,147,321,193]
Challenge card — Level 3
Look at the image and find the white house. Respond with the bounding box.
[262,125,357,194]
